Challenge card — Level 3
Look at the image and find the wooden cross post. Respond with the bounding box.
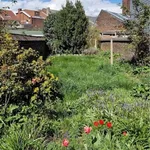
[110,38,113,65]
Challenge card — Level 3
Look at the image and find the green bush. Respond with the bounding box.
[43,1,89,54]
[132,83,150,100]
[0,33,62,136]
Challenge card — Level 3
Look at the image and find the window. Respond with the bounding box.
[35,11,39,16]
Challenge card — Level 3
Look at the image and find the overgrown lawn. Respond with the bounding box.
[48,53,139,101]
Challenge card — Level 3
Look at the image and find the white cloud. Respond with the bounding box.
[0,0,122,16]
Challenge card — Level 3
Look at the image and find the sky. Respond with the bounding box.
[0,0,122,16]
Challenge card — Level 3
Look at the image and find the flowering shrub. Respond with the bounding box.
[0,33,62,136]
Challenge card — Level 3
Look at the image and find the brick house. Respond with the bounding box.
[96,10,129,34]
[0,9,19,25]
[16,8,50,29]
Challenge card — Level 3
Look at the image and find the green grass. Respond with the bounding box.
[46,54,150,149]
[47,54,139,101]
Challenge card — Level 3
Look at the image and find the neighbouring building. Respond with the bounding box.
[11,33,50,59]
[0,9,20,27]
[96,10,129,34]
[16,7,50,29]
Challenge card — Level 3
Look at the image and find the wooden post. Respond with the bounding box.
[110,38,113,65]
[94,39,97,49]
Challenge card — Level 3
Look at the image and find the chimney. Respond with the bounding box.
[18,8,22,13]
[122,0,130,15]
[46,7,50,16]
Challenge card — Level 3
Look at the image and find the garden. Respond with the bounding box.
[0,43,149,149]
[0,0,150,149]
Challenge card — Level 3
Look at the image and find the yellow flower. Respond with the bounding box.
[34,87,39,93]
[55,77,59,81]
[50,73,54,79]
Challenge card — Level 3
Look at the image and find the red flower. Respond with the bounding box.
[62,139,69,147]
[106,122,112,128]
[84,126,92,134]
[93,121,99,127]
[99,119,104,125]
[122,131,127,136]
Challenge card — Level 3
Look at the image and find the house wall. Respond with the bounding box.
[32,18,44,29]
[96,10,125,33]
[17,13,31,24]
[100,40,134,59]
[23,10,36,16]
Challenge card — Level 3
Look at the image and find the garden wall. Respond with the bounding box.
[99,38,134,60]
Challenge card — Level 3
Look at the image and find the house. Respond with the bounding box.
[96,10,129,35]
[0,9,20,27]
[16,8,50,29]
[0,9,18,21]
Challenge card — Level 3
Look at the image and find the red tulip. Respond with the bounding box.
[84,126,92,134]
[106,122,112,128]
[122,131,127,136]
[99,119,104,125]
[93,121,99,127]
[62,139,69,147]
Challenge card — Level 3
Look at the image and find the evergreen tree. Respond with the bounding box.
[43,13,57,54]
[43,0,89,54]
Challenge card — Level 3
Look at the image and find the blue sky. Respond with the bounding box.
[109,0,121,3]
[1,0,123,16]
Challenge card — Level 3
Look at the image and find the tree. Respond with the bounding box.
[43,13,57,54]
[0,2,62,135]
[125,0,150,65]
[43,0,89,54]
[86,25,100,48]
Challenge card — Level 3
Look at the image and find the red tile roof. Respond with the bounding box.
[18,9,47,19]
[0,10,18,21]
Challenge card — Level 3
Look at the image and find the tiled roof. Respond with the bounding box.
[21,11,31,17]
[103,10,130,22]
[0,10,18,21]
[19,9,48,19]
[40,11,47,18]
[23,9,37,17]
